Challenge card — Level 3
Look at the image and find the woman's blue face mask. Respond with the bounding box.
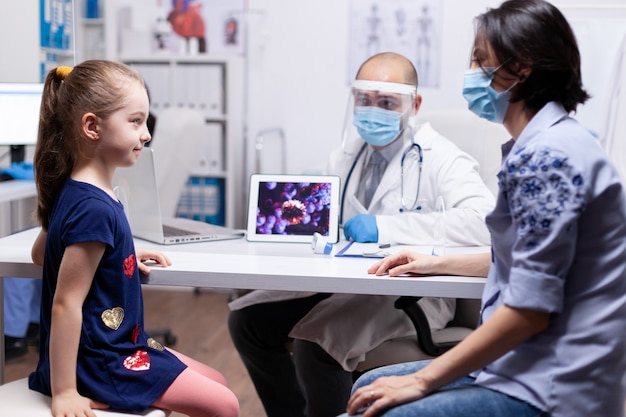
[353,107,404,147]
[462,67,517,124]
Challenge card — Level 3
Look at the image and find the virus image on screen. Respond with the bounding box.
[255,181,332,236]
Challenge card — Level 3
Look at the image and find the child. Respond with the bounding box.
[28,60,239,417]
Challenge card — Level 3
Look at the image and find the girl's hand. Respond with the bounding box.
[51,390,109,417]
[31,228,48,266]
[367,251,440,277]
[135,248,172,275]
[346,373,430,417]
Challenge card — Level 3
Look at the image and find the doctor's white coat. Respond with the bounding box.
[230,122,496,371]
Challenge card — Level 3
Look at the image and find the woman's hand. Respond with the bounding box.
[51,390,109,417]
[367,251,441,277]
[346,373,431,417]
[135,248,172,275]
[368,251,491,278]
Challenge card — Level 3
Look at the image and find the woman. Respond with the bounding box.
[339,1,626,416]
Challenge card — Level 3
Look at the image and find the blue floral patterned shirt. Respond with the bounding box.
[474,102,626,417]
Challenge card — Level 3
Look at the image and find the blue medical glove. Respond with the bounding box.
[344,214,378,243]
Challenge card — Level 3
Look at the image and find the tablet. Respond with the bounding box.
[246,174,341,243]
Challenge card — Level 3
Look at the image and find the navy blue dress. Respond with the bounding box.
[29,179,186,412]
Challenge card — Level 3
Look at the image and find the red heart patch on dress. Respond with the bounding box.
[132,324,140,344]
[123,254,136,279]
[123,350,150,371]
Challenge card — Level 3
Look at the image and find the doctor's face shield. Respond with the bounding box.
[342,80,417,151]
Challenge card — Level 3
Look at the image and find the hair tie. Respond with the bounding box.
[56,66,73,80]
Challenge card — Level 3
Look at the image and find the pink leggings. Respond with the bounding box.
[152,348,239,417]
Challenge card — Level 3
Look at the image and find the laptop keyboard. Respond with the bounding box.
[162,224,199,237]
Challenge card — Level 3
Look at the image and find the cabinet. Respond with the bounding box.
[8,1,248,229]
[74,0,118,62]
[40,0,113,78]
[121,56,246,229]
[39,0,76,79]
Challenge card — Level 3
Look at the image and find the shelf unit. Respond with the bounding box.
[120,56,246,229]
[40,1,110,77]
[39,0,75,80]
[11,1,248,229]
[75,17,106,61]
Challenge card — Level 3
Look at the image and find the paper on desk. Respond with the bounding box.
[334,241,436,258]
[335,241,393,258]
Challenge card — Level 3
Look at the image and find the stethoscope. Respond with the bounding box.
[339,140,424,225]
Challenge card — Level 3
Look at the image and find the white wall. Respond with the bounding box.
[243,0,626,174]
[0,1,40,83]
[243,1,495,174]
[2,1,625,175]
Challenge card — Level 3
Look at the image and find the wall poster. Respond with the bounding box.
[348,0,443,87]
[121,0,245,56]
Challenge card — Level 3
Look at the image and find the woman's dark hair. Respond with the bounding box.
[34,60,144,229]
[474,0,590,113]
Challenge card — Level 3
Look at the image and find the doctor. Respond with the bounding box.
[228,52,495,417]
[333,54,494,246]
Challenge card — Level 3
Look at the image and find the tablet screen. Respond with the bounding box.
[246,174,341,243]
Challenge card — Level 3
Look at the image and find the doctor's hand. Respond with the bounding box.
[344,214,379,242]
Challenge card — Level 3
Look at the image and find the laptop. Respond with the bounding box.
[113,147,245,244]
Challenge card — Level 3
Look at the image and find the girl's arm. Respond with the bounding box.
[368,251,491,278]
[50,241,109,417]
[31,228,47,266]
[346,304,549,417]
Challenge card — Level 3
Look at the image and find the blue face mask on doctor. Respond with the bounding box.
[462,67,517,124]
[353,106,404,147]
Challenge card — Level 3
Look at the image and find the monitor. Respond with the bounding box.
[0,82,43,148]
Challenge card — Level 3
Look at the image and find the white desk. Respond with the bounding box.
[0,181,37,382]
[0,180,36,235]
[0,227,488,382]
[0,180,37,204]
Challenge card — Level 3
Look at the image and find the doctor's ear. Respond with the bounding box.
[413,94,423,114]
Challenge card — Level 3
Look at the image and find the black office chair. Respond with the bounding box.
[283,296,480,378]
[354,297,481,373]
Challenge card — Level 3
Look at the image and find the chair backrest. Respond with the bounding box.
[417,109,510,196]
[149,107,206,218]
[449,298,481,328]
[601,33,626,185]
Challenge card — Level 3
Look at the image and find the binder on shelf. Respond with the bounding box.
[196,122,224,174]
[130,63,172,115]
[85,0,100,19]
[176,177,225,226]
[200,63,224,118]
[40,0,73,50]
[40,52,58,82]
[174,63,224,119]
